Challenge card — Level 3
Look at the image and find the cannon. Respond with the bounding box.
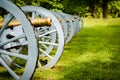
[0,0,83,79]
[19,6,65,69]
[0,17,52,28]
[1,6,65,69]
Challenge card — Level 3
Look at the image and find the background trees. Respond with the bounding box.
[61,0,120,18]
[11,0,64,11]
[0,0,120,18]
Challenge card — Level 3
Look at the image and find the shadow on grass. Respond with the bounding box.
[59,25,120,80]
[59,53,120,80]
[0,68,14,80]
[59,45,120,80]
[0,70,11,77]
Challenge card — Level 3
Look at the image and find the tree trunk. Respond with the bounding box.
[102,0,108,18]
[91,0,97,18]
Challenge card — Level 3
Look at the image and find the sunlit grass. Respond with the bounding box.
[83,18,120,27]
[75,50,112,63]
[33,18,120,80]
[0,18,120,80]
[56,18,120,80]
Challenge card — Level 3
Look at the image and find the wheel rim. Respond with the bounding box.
[50,11,68,42]
[21,6,64,69]
[0,0,38,79]
[57,12,75,43]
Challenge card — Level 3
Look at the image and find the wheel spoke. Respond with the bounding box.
[39,41,58,46]
[0,49,28,60]
[38,29,57,37]
[32,11,36,19]
[37,60,42,68]
[41,44,48,49]
[39,48,53,60]
[10,48,23,68]
[0,14,13,36]
[0,34,26,47]
[11,62,22,68]
[0,56,20,79]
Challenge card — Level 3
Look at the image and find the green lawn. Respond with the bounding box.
[0,18,120,80]
[32,18,120,80]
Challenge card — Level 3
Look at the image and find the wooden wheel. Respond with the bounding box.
[21,6,64,69]
[0,0,38,79]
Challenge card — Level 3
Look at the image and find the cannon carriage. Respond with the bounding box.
[0,0,83,79]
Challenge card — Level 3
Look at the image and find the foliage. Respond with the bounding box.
[11,0,64,11]
[61,0,120,18]
[108,1,120,17]
[61,0,90,17]
[0,0,120,18]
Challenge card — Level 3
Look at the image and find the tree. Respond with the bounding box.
[91,0,97,17]
[61,0,91,17]
[108,0,120,17]
[1,0,120,18]
[89,0,102,18]
[11,0,64,11]
[102,0,109,18]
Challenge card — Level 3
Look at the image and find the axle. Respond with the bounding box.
[0,17,52,28]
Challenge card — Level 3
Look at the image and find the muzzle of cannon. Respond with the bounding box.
[0,17,52,28]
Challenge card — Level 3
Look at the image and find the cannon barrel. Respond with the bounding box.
[0,17,52,28]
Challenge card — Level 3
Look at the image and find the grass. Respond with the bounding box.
[0,18,120,80]
[32,18,120,80]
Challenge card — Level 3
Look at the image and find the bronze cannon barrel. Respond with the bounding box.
[0,17,52,28]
